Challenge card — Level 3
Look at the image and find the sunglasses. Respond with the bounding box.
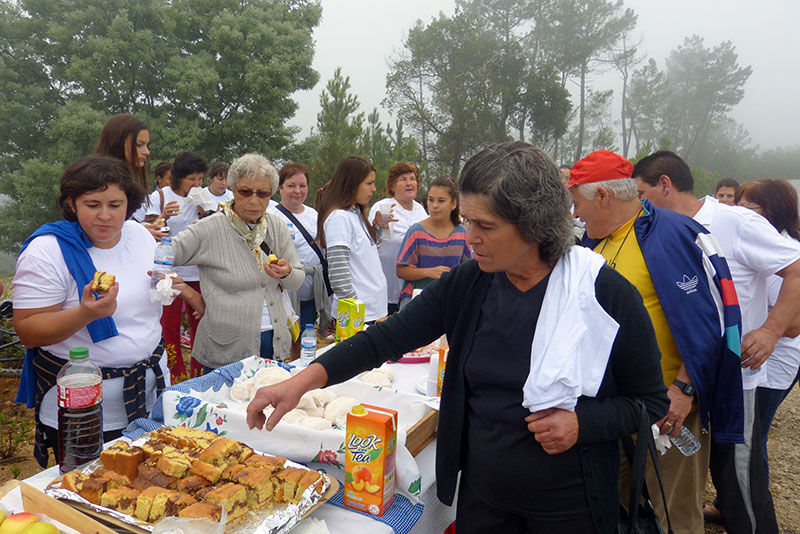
[236,187,271,199]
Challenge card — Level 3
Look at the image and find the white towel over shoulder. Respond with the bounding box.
[522,246,620,413]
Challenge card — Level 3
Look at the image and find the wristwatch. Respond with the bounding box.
[673,379,696,397]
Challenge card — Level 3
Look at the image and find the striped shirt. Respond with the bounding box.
[396,223,471,300]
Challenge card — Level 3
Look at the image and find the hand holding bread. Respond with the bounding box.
[264,257,291,279]
[81,280,118,320]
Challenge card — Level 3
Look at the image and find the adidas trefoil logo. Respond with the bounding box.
[676,274,698,294]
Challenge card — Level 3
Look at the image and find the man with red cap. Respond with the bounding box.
[570,150,744,534]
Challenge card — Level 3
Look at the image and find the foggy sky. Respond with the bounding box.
[287,0,800,151]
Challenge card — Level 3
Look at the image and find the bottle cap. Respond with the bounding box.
[305,324,314,330]
[161,237,172,244]
[351,405,366,416]
[69,347,89,360]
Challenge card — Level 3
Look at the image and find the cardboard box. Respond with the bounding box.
[0,480,115,534]
[335,298,365,342]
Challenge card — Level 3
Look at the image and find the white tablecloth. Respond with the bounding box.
[25,357,456,533]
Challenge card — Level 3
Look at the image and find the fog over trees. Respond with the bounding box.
[0,0,795,252]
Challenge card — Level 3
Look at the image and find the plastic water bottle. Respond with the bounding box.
[670,425,701,456]
[151,236,175,289]
[300,324,316,367]
[57,347,103,473]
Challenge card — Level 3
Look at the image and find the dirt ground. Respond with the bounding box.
[0,354,797,531]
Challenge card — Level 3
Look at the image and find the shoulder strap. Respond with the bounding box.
[275,204,333,296]
[622,400,674,534]
[259,241,272,257]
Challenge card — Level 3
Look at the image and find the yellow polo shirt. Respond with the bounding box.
[594,214,682,387]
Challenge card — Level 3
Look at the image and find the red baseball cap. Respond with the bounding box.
[568,150,634,188]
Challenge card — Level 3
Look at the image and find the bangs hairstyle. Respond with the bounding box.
[171,150,208,189]
[715,177,740,192]
[279,161,310,187]
[386,161,420,197]
[459,141,573,265]
[735,179,800,241]
[206,162,229,181]
[316,156,377,248]
[57,155,145,222]
[93,114,150,196]
[427,176,461,226]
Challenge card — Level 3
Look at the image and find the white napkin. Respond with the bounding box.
[652,423,672,455]
[149,272,181,305]
[187,187,219,212]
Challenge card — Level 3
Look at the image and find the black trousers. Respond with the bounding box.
[709,389,779,534]
[455,479,596,534]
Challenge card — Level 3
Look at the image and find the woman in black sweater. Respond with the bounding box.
[247,141,668,534]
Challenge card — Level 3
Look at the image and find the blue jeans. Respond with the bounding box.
[259,330,275,359]
[757,384,795,482]
[299,299,316,330]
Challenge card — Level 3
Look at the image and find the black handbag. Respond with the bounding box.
[618,400,674,534]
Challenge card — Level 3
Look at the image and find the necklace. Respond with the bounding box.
[598,209,642,270]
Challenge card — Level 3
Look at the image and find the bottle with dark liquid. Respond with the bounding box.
[57,346,103,474]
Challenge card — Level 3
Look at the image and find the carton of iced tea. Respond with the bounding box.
[336,298,365,343]
[437,346,449,396]
[344,404,397,516]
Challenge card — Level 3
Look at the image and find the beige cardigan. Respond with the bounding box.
[172,212,304,367]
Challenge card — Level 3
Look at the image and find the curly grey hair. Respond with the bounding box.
[459,141,574,265]
[576,178,639,202]
[227,153,279,193]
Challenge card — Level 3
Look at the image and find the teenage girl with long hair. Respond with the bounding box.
[396,176,471,307]
[316,156,388,323]
[93,114,172,239]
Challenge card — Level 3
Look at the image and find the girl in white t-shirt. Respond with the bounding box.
[204,162,234,207]
[368,161,428,314]
[146,151,208,383]
[316,156,389,323]
[12,156,194,468]
[92,114,168,241]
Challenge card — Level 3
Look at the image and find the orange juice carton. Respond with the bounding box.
[437,346,449,396]
[336,298,365,343]
[344,404,397,516]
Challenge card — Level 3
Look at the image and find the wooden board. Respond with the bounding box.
[0,480,116,534]
[406,409,438,457]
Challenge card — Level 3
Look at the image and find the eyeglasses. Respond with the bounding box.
[236,187,271,199]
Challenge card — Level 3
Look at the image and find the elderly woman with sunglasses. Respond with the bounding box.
[171,153,304,369]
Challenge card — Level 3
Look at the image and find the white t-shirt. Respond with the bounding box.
[694,196,800,389]
[147,186,200,281]
[368,198,427,304]
[13,221,168,430]
[267,204,320,301]
[324,208,387,322]
[764,234,800,390]
[204,186,233,206]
